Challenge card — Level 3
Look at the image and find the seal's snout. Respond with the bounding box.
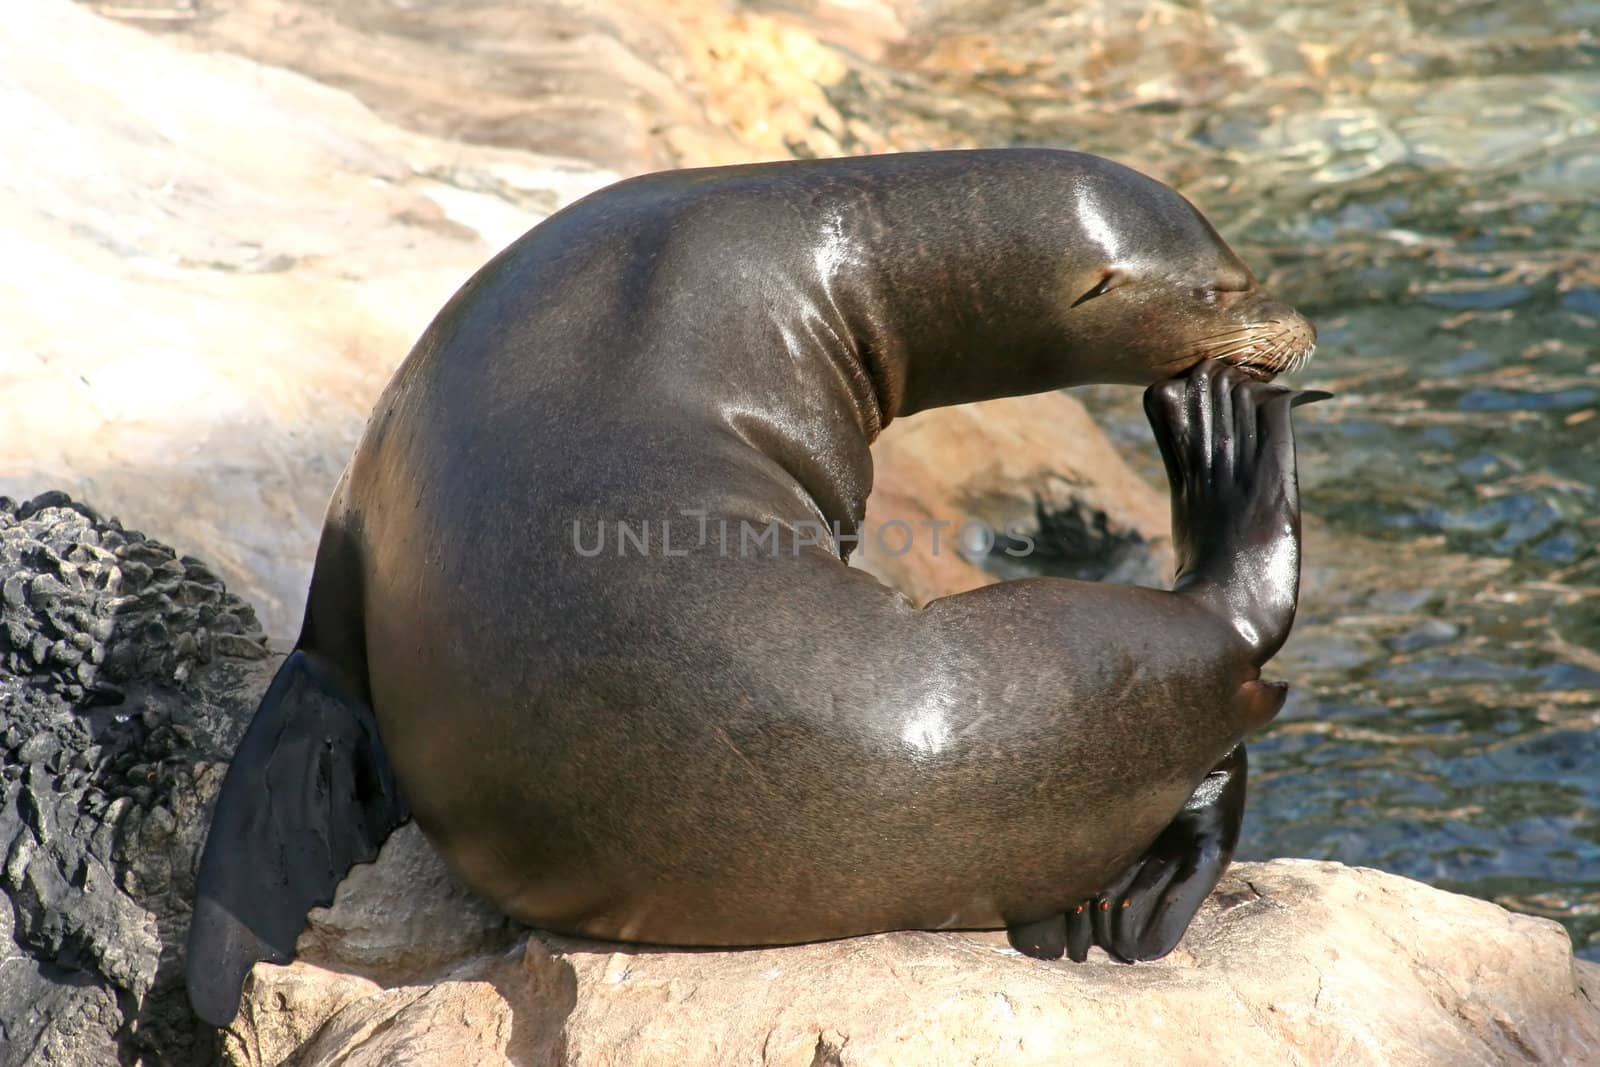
[1196,299,1316,381]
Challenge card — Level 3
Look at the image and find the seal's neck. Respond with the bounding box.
[806,158,1124,428]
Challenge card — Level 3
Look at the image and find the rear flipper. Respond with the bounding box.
[186,649,409,1026]
[1082,743,1249,962]
[1006,744,1250,963]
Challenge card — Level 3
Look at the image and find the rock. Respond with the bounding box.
[230,857,1600,1066]
[0,0,615,640]
[295,824,522,987]
[0,493,280,1066]
[859,391,1174,604]
[87,0,910,173]
[220,965,393,1067]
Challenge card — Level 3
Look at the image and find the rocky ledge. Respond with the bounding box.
[230,828,1600,1066]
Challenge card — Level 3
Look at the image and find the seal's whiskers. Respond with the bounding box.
[1198,313,1316,379]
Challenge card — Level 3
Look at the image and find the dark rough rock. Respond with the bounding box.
[0,493,276,1067]
[991,491,1168,588]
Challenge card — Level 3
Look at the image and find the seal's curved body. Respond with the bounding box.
[188,149,1319,1025]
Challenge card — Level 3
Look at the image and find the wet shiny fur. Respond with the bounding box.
[187,149,1320,1025]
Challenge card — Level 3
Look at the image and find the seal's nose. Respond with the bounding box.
[1208,297,1318,379]
[1259,301,1318,376]
[1256,300,1318,344]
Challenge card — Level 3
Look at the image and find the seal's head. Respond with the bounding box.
[1051,161,1317,386]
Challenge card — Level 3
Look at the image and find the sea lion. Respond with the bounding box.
[186,148,1321,1026]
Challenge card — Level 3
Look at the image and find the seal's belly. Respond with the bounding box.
[370,571,1195,944]
[357,459,1227,945]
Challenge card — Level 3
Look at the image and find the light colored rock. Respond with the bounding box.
[222,965,382,1067]
[231,859,1600,1066]
[859,390,1174,604]
[0,0,614,639]
[85,0,909,172]
[296,823,521,987]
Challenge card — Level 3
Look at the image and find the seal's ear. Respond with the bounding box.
[1070,269,1124,308]
[185,650,409,1027]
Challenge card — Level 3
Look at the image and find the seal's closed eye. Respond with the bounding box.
[1071,270,1122,308]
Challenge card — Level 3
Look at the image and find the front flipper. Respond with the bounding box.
[186,649,409,1027]
[1006,746,1249,963]
[1008,363,1319,965]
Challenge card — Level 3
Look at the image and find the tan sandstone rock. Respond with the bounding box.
[0,0,616,638]
[224,843,1600,1066]
[859,390,1174,604]
[85,0,910,171]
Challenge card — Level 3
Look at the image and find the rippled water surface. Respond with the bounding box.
[830,0,1598,956]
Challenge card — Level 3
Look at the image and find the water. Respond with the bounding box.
[825,0,1599,957]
